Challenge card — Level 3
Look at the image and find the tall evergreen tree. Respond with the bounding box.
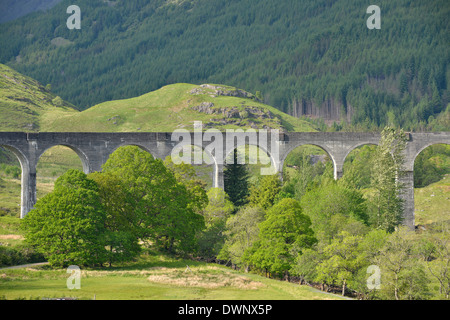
[224,148,250,208]
[369,127,407,232]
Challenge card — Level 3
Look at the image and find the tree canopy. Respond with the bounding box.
[22,169,108,267]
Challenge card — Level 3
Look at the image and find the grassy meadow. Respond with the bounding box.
[0,248,344,300]
[414,174,450,228]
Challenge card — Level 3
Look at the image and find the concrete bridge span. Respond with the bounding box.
[0,131,449,229]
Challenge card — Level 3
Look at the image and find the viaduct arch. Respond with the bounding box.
[0,131,449,230]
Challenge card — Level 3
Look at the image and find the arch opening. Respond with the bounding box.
[341,144,379,190]
[413,143,450,229]
[413,143,450,188]
[0,145,26,218]
[281,144,334,202]
[168,144,215,189]
[225,144,274,183]
[36,145,84,201]
[222,144,275,208]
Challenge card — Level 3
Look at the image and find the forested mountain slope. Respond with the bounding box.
[0,0,63,23]
[0,0,448,130]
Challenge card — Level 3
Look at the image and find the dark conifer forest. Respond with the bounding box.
[0,0,448,131]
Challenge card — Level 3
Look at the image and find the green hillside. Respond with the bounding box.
[0,0,63,23]
[0,63,316,133]
[414,174,450,228]
[44,83,317,132]
[1,0,448,130]
[0,63,77,132]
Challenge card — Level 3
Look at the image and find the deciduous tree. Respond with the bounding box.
[22,170,108,267]
[247,198,316,279]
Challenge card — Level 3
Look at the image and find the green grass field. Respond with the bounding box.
[0,250,343,300]
[414,174,450,228]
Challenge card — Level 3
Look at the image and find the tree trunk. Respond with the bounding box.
[168,237,174,252]
[394,273,399,300]
[342,280,346,296]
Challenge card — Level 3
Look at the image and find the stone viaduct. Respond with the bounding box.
[0,131,449,229]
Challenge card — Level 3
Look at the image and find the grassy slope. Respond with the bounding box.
[44,83,317,132]
[0,64,77,132]
[414,174,450,228]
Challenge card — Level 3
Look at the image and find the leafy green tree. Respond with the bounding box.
[102,146,204,254]
[247,174,281,209]
[22,169,108,267]
[375,227,429,300]
[247,198,316,279]
[88,172,141,266]
[291,248,322,286]
[164,155,208,213]
[218,206,265,271]
[300,182,368,243]
[201,188,234,226]
[197,188,234,260]
[416,230,450,299]
[316,231,365,296]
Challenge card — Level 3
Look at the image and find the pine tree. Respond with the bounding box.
[369,127,407,232]
[224,148,250,208]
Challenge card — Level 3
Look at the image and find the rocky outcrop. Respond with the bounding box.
[191,102,274,119]
[190,84,262,102]
[190,102,282,130]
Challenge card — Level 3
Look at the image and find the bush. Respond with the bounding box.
[0,244,45,267]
